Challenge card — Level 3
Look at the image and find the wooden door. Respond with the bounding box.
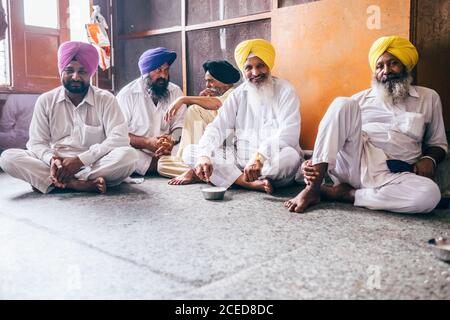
[412,0,450,130]
[9,0,69,93]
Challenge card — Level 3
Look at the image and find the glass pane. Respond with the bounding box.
[115,33,183,92]
[279,0,319,8]
[186,19,271,95]
[0,0,9,85]
[187,0,271,25]
[69,0,91,42]
[24,0,59,29]
[117,0,181,34]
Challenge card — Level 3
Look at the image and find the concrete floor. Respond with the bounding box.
[0,171,449,300]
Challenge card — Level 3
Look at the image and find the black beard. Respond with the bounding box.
[145,76,169,102]
[63,80,89,94]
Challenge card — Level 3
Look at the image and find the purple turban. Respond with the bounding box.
[138,47,177,75]
[58,41,99,77]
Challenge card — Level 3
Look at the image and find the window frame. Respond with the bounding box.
[0,0,70,94]
[114,0,279,94]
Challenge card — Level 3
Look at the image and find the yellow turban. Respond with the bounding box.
[368,36,419,72]
[234,39,275,71]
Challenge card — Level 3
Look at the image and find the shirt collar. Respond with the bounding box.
[56,86,95,107]
[133,77,146,94]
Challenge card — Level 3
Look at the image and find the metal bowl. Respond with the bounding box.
[428,237,450,262]
[202,187,226,200]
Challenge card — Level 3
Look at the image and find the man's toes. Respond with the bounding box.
[288,203,297,212]
[284,200,293,208]
[294,203,305,213]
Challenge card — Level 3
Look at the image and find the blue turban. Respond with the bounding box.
[138,47,177,75]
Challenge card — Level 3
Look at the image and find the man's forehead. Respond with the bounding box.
[158,62,170,70]
[376,52,400,64]
[244,56,266,67]
[65,60,86,69]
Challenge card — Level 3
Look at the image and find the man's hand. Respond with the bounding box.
[199,88,219,97]
[195,156,213,182]
[155,135,174,157]
[413,157,435,179]
[244,159,263,182]
[51,156,83,186]
[144,136,159,152]
[50,156,65,188]
[301,160,319,185]
[164,97,185,122]
[56,156,84,184]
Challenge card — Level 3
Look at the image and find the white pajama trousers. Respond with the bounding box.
[311,97,441,214]
[182,144,301,189]
[0,147,138,193]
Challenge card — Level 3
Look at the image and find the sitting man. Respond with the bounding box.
[0,93,39,152]
[0,41,137,194]
[182,39,302,193]
[285,36,447,213]
[158,59,241,185]
[117,47,186,176]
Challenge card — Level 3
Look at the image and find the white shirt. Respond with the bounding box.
[27,86,130,166]
[352,85,448,164]
[0,94,39,150]
[197,78,301,163]
[116,77,186,151]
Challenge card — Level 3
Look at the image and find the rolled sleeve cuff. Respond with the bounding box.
[42,152,54,166]
[78,151,97,166]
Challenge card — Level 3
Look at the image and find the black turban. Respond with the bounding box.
[202,60,240,84]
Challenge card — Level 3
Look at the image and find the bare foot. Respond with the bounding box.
[284,186,321,213]
[320,183,355,203]
[236,177,273,194]
[65,177,107,194]
[168,169,200,185]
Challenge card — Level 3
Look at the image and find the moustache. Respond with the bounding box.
[249,75,266,82]
[154,78,168,85]
[381,73,403,83]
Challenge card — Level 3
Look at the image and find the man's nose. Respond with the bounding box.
[160,69,169,79]
[252,68,261,77]
[72,72,81,81]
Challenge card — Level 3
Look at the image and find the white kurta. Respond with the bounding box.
[0,86,137,193]
[116,77,186,175]
[311,86,447,213]
[183,78,302,188]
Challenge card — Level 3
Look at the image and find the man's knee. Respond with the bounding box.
[411,179,441,213]
[184,105,202,121]
[111,147,138,168]
[327,97,359,116]
[268,147,301,178]
[0,149,26,172]
[280,147,301,173]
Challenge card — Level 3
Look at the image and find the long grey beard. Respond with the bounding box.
[245,75,274,112]
[371,72,413,105]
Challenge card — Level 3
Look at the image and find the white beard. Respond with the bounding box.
[371,73,413,105]
[245,75,274,112]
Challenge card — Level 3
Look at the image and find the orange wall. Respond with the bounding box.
[272,0,411,149]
